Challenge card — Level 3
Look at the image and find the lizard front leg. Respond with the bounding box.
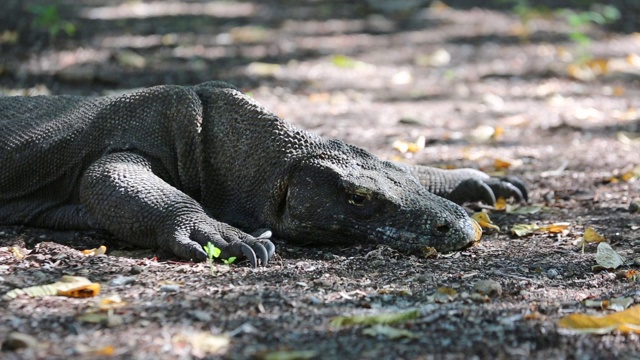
[79,152,274,266]
[399,164,528,205]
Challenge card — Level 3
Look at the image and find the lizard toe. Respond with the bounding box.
[262,240,276,260]
[165,234,209,262]
[237,243,258,268]
[448,178,496,205]
[501,175,528,202]
[484,178,525,203]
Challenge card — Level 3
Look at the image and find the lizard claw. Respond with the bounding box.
[448,176,527,205]
[238,243,259,268]
[501,176,528,202]
[251,242,270,266]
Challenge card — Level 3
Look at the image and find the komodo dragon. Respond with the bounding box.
[0,81,526,267]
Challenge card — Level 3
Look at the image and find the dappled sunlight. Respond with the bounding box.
[81,1,258,20]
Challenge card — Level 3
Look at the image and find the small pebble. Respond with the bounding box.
[159,284,180,293]
[191,310,212,322]
[629,201,640,213]
[110,276,136,286]
[547,268,559,279]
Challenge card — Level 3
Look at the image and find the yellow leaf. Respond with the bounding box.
[494,197,507,211]
[9,246,25,260]
[558,305,640,334]
[471,212,500,231]
[494,158,512,170]
[583,227,606,243]
[471,219,483,241]
[82,245,107,256]
[539,222,570,233]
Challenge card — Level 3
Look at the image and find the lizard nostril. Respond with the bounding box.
[434,222,451,235]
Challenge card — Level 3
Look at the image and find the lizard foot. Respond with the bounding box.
[161,223,276,267]
[448,176,527,205]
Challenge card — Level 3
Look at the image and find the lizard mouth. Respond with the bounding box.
[374,217,477,254]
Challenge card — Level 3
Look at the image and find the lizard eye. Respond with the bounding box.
[348,193,367,206]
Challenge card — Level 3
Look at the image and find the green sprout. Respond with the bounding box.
[29,5,76,41]
[203,242,236,275]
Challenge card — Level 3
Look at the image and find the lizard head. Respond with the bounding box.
[271,140,478,254]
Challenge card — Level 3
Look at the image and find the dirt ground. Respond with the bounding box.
[2,1,640,359]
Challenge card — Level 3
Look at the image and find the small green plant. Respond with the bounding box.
[29,5,76,40]
[556,4,620,61]
[203,242,236,275]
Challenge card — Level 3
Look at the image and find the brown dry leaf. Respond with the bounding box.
[3,275,98,300]
[98,295,127,311]
[82,245,106,256]
[421,246,438,258]
[523,311,543,320]
[494,158,512,170]
[557,305,640,334]
[76,344,116,356]
[471,212,500,231]
[308,92,331,103]
[57,283,101,298]
[391,137,425,154]
[539,222,570,234]
[173,332,230,357]
[432,287,458,303]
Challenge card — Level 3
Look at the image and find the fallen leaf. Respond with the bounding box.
[595,242,624,270]
[494,158,512,170]
[579,226,606,253]
[264,350,318,360]
[539,222,570,233]
[57,283,101,298]
[246,62,282,77]
[471,218,483,241]
[331,55,370,69]
[3,275,98,300]
[362,324,416,339]
[173,332,230,357]
[432,287,458,303]
[9,246,25,260]
[82,245,107,256]
[421,246,438,258]
[330,309,420,327]
[558,305,640,334]
[494,197,507,211]
[505,204,544,214]
[471,212,500,231]
[510,223,539,237]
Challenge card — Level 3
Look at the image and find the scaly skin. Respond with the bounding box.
[0,81,525,266]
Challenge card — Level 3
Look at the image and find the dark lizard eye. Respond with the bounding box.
[348,193,367,206]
